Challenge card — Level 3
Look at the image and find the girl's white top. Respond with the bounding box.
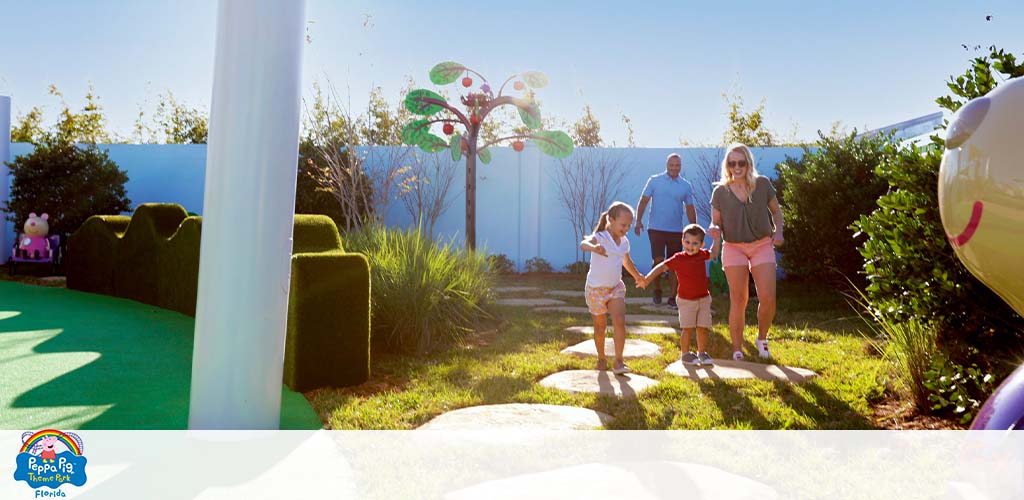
[586,230,629,288]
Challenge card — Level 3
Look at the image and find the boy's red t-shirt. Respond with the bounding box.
[664,249,711,300]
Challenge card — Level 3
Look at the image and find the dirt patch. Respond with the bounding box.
[872,396,966,430]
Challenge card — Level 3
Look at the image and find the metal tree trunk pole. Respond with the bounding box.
[465,125,479,250]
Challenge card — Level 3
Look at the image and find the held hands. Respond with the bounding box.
[635,276,648,289]
[707,225,722,240]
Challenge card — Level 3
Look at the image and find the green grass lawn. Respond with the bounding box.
[309,273,890,429]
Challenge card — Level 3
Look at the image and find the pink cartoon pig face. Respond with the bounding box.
[939,77,1024,317]
[23,213,50,238]
[39,435,58,453]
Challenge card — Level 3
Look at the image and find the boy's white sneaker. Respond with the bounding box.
[732,351,744,361]
[756,339,772,359]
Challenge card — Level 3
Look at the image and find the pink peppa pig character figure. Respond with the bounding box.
[18,213,50,260]
[38,435,58,463]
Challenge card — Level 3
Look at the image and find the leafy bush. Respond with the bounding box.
[851,46,1024,373]
[709,258,728,295]
[564,260,588,274]
[487,253,516,274]
[3,139,131,236]
[344,223,495,354]
[923,352,995,424]
[777,131,892,284]
[525,257,553,274]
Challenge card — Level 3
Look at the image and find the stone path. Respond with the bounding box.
[493,286,540,293]
[560,339,662,359]
[545,290,651,305]
[564,325,678,336]
[495,298,567,306]
[538,370,659,398]
[665,359,817,382]
[424,282,823,429]
[418,403,613,430]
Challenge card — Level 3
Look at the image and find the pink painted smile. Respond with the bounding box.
[950,201,984,247]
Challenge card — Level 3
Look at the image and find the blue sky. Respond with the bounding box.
[1,0,1021,146]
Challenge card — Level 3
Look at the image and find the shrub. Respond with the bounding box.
[3,139,131,236]
[922,352,995,424]
[851,141,1024,368]
[344,223,495,354]
[487,253,516,274]
[525,257,553,274]
[564,260,588,274]
[294,139,373,230]
[777,131,892,284]
[709,259,728,295]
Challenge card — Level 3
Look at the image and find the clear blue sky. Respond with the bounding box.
[1,0,1021,146]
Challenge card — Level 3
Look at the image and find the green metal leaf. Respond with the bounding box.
[516,99,542,130]
[401,119,431,145]
[405,89,447,116]
[418,133,448,153]
[429,62,467,85]
[477,148,492,164]
[521,71,549,88]
[532,130,574,158]
[450,133,462,162]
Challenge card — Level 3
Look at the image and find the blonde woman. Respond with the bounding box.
[707,143,784,361]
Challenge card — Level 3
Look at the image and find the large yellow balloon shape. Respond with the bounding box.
[939,77,1024,317]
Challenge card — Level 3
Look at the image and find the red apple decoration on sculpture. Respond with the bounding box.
[443,123,455,135]
[512,141,524,152]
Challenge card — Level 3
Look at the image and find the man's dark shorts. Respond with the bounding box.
[648,229,683,261]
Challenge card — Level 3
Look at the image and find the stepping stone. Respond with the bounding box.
[544,291,653,304]
[561,339,662,359]
[665,359,817,382]
[418,403,613,430]
[640,304,679,313]
[496,298,567,306]
[539,370,659,398]
[494,286,539,293]
[445,460,777,500]
[564,325,678,336]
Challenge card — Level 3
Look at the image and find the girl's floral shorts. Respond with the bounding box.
[584,280,626,316]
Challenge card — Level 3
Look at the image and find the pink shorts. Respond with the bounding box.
[584,281,626,316]
[722,237,777,269]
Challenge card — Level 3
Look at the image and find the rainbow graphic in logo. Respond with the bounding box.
[13,429,88,490]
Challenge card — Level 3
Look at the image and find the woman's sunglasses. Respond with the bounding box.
[728,160,748,168]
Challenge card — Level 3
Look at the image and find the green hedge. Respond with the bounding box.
[67,203,370,391]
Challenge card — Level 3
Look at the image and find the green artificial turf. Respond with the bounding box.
[0,280,322,429]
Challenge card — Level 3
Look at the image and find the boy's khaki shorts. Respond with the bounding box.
[677,295,712,329]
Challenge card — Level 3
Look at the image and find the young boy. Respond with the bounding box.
[642,223,721,366]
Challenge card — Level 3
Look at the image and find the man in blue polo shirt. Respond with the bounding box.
[635,153,697,308]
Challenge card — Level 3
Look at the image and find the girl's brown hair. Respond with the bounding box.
[592,201,635,235]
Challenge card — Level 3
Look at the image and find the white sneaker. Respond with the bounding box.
[732,351,744,361]
[756,339,771,359]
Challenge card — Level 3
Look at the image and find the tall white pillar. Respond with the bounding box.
[0,96,10,265]
[188,0,307,429]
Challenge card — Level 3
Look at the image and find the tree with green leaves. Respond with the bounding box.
[11,84,114,145]
[401,62,575,248]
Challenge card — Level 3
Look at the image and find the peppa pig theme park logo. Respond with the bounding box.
[14,429,87,493]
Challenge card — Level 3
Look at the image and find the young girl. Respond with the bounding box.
[580,201,647,375]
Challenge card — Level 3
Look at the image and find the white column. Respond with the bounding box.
[0,96,10,265]
[188,0,306,429]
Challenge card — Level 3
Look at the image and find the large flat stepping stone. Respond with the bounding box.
[445,460,777,500]
[665,358,817,382]
[535,308,678,326]
[539,370,659,398]
[494,286,539,293]
[496,298,567,306]
[640,304,681,313]
[565,325,678,336]
[418,403,613,430]
[561,339,662,359]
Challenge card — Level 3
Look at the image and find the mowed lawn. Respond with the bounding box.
[309,273,888,430]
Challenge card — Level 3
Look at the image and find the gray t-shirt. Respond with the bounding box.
[710,176,778,243]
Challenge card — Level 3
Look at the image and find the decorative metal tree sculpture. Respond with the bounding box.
[402,61,574,249]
